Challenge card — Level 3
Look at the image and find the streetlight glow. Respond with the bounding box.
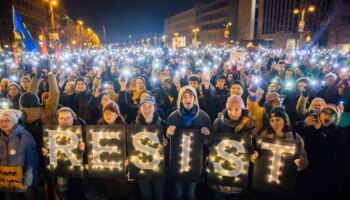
[308,5,315,12]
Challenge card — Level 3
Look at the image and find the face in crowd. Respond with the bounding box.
[76,81,87,93]
[188,80,199,90]
[100,94,110,107]
[21,78,30,91]
[136,79,145,91]
[319,108,336,127]
[104,83,114,94]
[162,81,171,91]
[216,79,226,90]
[182,91,195,110]
[140,102,155,118]
[227,104,242,121]
[0,115,16,133]
[297,81,307,94]
[8,85,19,97]
[58,111,74,126]
[230,84,243,97]
[269,116,285,134]
[103,109,118,125]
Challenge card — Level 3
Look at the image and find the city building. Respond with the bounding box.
[164,0,257,47]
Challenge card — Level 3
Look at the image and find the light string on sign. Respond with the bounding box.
[179,133,193,172]
[261,142,296,184]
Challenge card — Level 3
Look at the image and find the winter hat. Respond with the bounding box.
[19,92,41,108]
[266,92,285,103]
[139,96,156,106]
[75,76,88,87]
[20,76,30,83]
[216,75,227,82]
[7,83,21,91]
[269,107,288,122]
[226,94,245,109]
[0,109,22,124]
[319,104,341,125]
[231,80,244,90]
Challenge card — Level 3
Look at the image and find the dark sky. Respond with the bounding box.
[64,0,205,43]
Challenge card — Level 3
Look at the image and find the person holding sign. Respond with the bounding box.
[87,101,136,200]
[209,95,256,200]
[0,109,39,197]
[131,96,166,200]
[167,86,212,200]
[42,107,86,200]
[251,107,308,200]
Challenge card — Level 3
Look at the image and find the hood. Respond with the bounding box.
[12,124,25,136]
[177,86,200,117]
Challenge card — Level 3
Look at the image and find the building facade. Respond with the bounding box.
[0,0,50,50]
[164,0,257,46]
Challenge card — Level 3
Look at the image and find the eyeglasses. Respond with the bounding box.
[58,117,73,121]
[104,111,116,116]
[0,119,11,124]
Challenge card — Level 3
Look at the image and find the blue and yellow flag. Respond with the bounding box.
[13,6,38,52]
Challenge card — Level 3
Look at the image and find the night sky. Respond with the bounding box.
[64,0,206,43]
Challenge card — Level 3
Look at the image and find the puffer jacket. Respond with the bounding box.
[0,125,39,191]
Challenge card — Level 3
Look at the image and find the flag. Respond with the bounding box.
[41,29,48,58]
[13,6,38,52]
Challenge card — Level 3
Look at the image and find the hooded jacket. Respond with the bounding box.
[167,85,212,136]
[0,125,39,191]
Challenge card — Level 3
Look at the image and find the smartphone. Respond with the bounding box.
[309,109,319,118]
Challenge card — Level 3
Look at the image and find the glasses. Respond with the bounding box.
[104,111,116,116]
[0,119,11,124]
[58,117,73,121]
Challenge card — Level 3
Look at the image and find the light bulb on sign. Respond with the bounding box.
[179,134,192,172]
[261,142,295,184]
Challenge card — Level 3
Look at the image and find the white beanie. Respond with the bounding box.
[0,109,22,124]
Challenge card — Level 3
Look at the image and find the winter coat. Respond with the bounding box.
[209,110,256,194]
[0,125,39,191]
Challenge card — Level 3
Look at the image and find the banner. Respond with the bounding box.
[207,134,251,187]
[127,125,165,180]
[252,137,301,195]
[0,166,23,189]
[43,125,84,177]
[169,129,203,182]
[86,125,126,179]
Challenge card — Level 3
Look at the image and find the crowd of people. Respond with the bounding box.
[0,45,349,200]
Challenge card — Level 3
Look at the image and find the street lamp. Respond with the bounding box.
[154,36,157,44]
[77,20,84,26]
[224,22,232,39]
[293,5,316,48]
[192,28,200,42]
[45,0,58,28]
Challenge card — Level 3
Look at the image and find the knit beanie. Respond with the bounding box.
[319,104,341,125]
[19,92,41,108]
[226,94,245,109]
[231,80,244,90]
[7,83,21,91]
[75,76,88,87]
[269,107,288,123]
[0,109,22,124]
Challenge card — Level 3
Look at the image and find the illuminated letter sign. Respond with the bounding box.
[128,125,165,180]
[169,129,203,182]
[86,125,126,179]
[252,137,301,195]
[207,134,251,187]
[43,125,83,177]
